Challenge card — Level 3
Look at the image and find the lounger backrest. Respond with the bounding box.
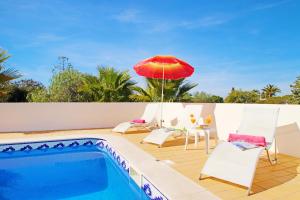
[142,103,159,123]
[238,106,280,143]
[158,103,184,127]
[181,105,204,129]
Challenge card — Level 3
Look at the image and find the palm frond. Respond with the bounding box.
[0,50,21,85]
[176,82,198,98]
[0,50,10,64]
[0,68,21,82]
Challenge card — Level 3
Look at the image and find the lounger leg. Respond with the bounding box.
[247,187,252,196]
[205,130,210,154]
[266,149,272,165]
[199,174,203,180]
[185,131,189,150]
[274,139,278,163]
[266,149,277,165]
[266,139,278,165]
[195,132,198,148]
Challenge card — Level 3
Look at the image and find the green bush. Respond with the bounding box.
[192,92,223,103]
[257,95,294,104]
[225,89,259,103]
[291,76,300,104]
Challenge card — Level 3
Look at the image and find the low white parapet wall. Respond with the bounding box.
[0,103,148,132]
[0,103,299,158]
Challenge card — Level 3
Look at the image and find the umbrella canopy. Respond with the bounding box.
[133,55,194,80]
[133,55,195,127]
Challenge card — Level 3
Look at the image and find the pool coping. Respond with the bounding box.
[0,133,219,200]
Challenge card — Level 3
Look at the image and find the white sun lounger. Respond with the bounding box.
[200,106,280,195]
[142,103,184,147]
[112,103,159,133]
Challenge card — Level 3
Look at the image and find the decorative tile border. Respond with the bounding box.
[0,138,167,199]
[142,175,168,200]
[0,138,98,153]
[96,140,130,174]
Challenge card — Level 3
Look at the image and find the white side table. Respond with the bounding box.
[184,127,212,154]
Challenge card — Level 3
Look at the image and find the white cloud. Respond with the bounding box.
[180,15,232,29]
[253,0,290,11]
[248,29,260,35]
[112,8,233,33]
[16,33,65,48]
[113,9,141,23]
[146,15,232,33]
[36,33,65,42]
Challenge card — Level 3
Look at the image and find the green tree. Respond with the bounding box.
[262,84,281,99]
[192,91,224,103]
[27,88,50,102]
[130,78,197,102]
[4,79,44,102]
[225,88,259,103]
[81,66,136,102]
[49,67,86,102]
[28,57,85,102]
[257,95,293,104]
[0,49,21,96]
[210,95,224,103]
[290,76,300,104]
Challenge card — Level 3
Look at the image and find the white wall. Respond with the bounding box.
[0,103,300,157]
[0,103,147,132]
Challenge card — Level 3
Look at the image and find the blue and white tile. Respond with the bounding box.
[0,138,99,153]
[101,140,130,174]
[142,176,168,200]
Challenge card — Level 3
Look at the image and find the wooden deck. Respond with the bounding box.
[1,129,300,200]
[121,130,300,200]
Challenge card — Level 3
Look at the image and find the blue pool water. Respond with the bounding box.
[0,144,148,200]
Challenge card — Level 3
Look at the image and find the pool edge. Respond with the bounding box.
[0,134,219,200]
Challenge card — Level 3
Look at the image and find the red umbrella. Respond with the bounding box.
[134,55,194,80]
[134,55,195,126]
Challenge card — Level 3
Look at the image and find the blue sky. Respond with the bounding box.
[0,0,299,97]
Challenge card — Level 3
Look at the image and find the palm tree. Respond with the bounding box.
[262,84,281,99]
[130,78,197,102]
[81,66,136,102]
[0,49,21,96]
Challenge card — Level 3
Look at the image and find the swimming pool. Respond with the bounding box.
[0,138,162,200]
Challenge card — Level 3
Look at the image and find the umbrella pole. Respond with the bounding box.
[160,65,164,127]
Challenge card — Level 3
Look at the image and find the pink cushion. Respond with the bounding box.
[131,119,146,123]
[228,133,267,147]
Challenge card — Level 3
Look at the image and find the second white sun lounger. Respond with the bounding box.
[142,103,184,147]
[112,103,159,133]
[200,106,280,195]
